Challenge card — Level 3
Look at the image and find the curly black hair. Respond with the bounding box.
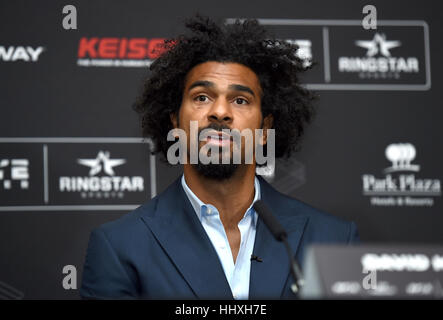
[133,14,316,160]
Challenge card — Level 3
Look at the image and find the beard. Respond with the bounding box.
[192,122,239,181]
[193,162,239,180]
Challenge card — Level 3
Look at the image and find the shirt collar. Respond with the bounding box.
[181,174,261,226]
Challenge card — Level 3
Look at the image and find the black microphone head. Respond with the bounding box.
[253,200,287,241]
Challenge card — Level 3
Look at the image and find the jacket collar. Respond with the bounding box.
[249,176,309,299]
[140,175,308,299]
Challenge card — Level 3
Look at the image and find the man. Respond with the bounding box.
[80,15,359,300]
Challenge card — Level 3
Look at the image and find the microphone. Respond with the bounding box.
[253,200,304,295]
[250,255,263,262]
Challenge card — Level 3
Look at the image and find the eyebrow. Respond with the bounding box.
[188,80,214,91]
[228,84,255,97]
[187,80,255,97]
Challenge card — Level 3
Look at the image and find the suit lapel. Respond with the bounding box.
[249,177,309,299]
[140,178,233,299]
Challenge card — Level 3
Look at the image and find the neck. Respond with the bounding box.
[183,164,256,228]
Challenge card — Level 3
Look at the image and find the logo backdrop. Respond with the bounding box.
[0,0,442,299]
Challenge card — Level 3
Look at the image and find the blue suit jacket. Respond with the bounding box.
[80,176,359,299]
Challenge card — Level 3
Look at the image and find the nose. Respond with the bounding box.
[207,97,233,125]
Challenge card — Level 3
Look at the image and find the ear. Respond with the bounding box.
[260,114,274,145]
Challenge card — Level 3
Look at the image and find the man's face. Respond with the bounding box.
[172,61,272,179]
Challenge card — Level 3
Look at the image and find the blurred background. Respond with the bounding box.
[0,0,442,299]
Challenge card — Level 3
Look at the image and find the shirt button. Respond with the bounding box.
[207,207,212,215]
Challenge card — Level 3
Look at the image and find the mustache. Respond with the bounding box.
[197,123,231,135]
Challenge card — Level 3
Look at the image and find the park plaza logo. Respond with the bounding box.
[0,46,45,62]
[77,37,167,67]
[383,143,419,173]
[59,151,144,199]
[362,143,441,207]
[338,33,419,79]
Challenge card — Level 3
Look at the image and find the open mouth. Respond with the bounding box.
[206,131,232,147]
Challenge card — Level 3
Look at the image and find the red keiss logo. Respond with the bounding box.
[77,37,167,68]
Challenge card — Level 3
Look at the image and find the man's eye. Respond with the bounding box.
[234,98,248,105]
[195,95,208,102]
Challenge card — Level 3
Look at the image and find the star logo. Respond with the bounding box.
[77,151,126,176]
[355,33,401,57]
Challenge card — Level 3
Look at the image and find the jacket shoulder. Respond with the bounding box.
[259,177,359,243]
[95,197,157,242]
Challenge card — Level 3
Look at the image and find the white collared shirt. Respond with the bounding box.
[181,175,261,300]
